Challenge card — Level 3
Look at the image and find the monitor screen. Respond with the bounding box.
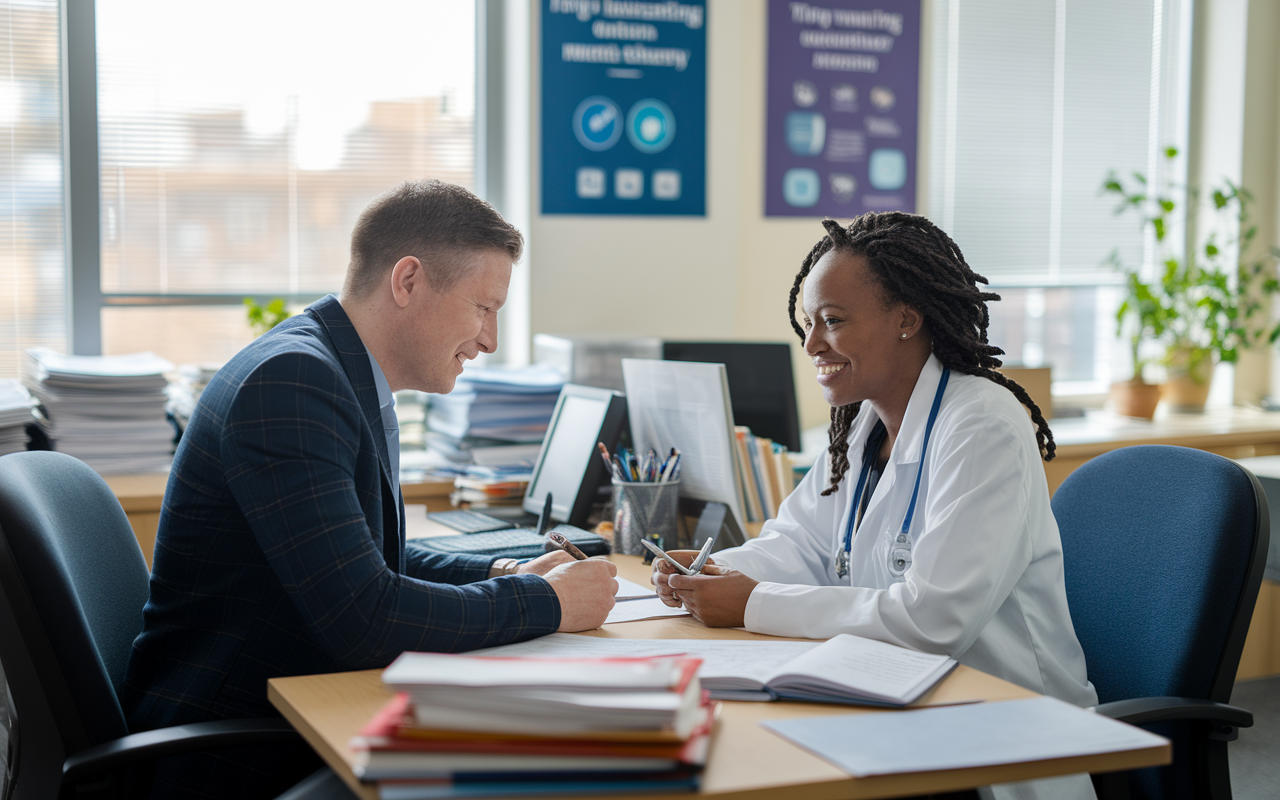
[523,385,626,525]
[662,342,802,452]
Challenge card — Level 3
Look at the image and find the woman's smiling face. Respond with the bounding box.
[801,250,917,409]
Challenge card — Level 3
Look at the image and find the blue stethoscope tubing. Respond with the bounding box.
[837,368,951,578]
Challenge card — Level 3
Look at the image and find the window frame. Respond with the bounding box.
[62,0,497,356]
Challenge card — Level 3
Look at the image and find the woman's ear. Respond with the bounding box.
[898,303,924,340]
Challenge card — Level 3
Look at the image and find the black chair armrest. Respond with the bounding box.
[63,718,302,781]
[1095,696,1253,730]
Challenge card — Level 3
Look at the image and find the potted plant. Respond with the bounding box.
[1103,147,1280,415]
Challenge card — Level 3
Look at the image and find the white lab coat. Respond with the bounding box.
[713,354,1098,800]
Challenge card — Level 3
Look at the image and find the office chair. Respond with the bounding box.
[1053,445,1269,800]
[0,451,303,799]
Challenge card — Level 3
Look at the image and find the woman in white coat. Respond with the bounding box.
[654,213,1097,800]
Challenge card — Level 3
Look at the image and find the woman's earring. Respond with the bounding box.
[900,333,908,340]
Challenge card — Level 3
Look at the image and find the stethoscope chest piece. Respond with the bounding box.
[888,531,913,577]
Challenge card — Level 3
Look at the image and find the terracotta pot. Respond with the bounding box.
[1110,380,1162,419]
[1163,349,1215,413]
[1164,368,1214,412]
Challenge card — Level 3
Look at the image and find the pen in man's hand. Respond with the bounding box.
[546,531,589,560]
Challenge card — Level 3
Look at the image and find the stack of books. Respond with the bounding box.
[426,366,564,467]
[0,379,39,456]
[732,426,796,522]
[351,652,717,799]
[450,468,530,510]
[24,349,176,473]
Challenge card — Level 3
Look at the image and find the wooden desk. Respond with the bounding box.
[1045,407,1280,494]
[102,472,455,568]
[268,556,1169,800]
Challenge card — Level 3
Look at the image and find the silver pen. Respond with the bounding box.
[642,536,715,576]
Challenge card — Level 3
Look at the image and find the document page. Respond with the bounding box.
[767,634,955,705]
[468,633,820,694]
[622,359,745,525]
[764,696,1168,777]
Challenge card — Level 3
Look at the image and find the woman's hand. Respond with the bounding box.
[651,550,708,606]
[667,564,758,628]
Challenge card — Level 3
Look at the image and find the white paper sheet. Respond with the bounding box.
[468,633,820,688]
[614,576,657,600]
[604,597,690,624]
[763,696,1168,777]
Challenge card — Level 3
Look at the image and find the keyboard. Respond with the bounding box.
[409,524,611,560]
[428,509,516,534]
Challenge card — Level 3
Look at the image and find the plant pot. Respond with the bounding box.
[1164,348,1215,413]
[1110,380,1162,420]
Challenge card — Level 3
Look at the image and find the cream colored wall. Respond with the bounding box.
[525,0,864,431]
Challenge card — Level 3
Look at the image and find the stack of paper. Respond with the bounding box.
[427,365,565,446]
[0,380,38,456]
[354,652,715,797]
[24,348,176,473]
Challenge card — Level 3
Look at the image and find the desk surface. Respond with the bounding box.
[268,557,1169,800]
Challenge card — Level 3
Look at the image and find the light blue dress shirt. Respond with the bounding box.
[365,347,399,499]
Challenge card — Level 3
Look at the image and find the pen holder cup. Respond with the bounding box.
[612,479,682,557]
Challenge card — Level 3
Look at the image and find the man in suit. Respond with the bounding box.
[123,181,617,798]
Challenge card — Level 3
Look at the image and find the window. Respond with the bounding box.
[0,0,66,379]
[93,0,477,365]
[926,0,1190,392]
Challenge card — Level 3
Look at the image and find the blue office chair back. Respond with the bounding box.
[1053,445,1265,707]
[0,450,151,755]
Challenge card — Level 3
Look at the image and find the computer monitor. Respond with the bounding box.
[662,341,802,452]
[522,384,627,527]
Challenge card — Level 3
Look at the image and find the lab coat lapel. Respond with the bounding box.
[859,354,945,522]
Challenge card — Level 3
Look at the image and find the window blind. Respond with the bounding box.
[0,0,66,378]
[927,0,1184,287]
[96,0,477,300]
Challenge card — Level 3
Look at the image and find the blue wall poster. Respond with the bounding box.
[765,0,920,217]
[541,0,707,216]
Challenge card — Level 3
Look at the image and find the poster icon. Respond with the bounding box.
[870,86,896,110]
[783,168,820,207]
[615,168,644,199]
[785,112,826,156]
[576,167,606,198]
[626,99,676,154]
[869,148,907,190]
[831,84,857,112]
[829,173,856,202]
[573,96,623,152]
[653,169,682,200]
[793,80,818,108]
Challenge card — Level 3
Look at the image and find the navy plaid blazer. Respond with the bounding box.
[122,296,560,735]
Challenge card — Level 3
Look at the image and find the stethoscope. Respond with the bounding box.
[835,368,951,579]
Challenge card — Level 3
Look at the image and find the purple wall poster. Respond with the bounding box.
[765,1,920,217]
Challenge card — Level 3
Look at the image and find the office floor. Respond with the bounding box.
[0,664,1275,797]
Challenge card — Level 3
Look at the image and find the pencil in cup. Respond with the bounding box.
[611,478,682,557]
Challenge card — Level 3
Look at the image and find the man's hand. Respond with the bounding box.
[517,550,574,576]
[651,550,717,607]
[543,559,618,631]
[666,565,757,628]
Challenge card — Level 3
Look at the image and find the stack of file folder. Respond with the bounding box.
[0,379,38,456]
[352,652,716,798]
[24,348,176,473]
[426,366,565,466]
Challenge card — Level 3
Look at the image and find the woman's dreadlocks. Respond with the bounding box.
[787,212,1055,497]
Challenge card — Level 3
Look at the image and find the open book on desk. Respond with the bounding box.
[469,632,957,707]
[712,633,956,706]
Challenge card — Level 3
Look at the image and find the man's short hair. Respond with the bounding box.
[343,180,524,299]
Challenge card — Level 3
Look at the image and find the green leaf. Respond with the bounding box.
[1165,146,1178,159]
[1153,217,1166,241]
[1160,199,1175,213]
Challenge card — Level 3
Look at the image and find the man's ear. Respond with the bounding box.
[389,256,423,309]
